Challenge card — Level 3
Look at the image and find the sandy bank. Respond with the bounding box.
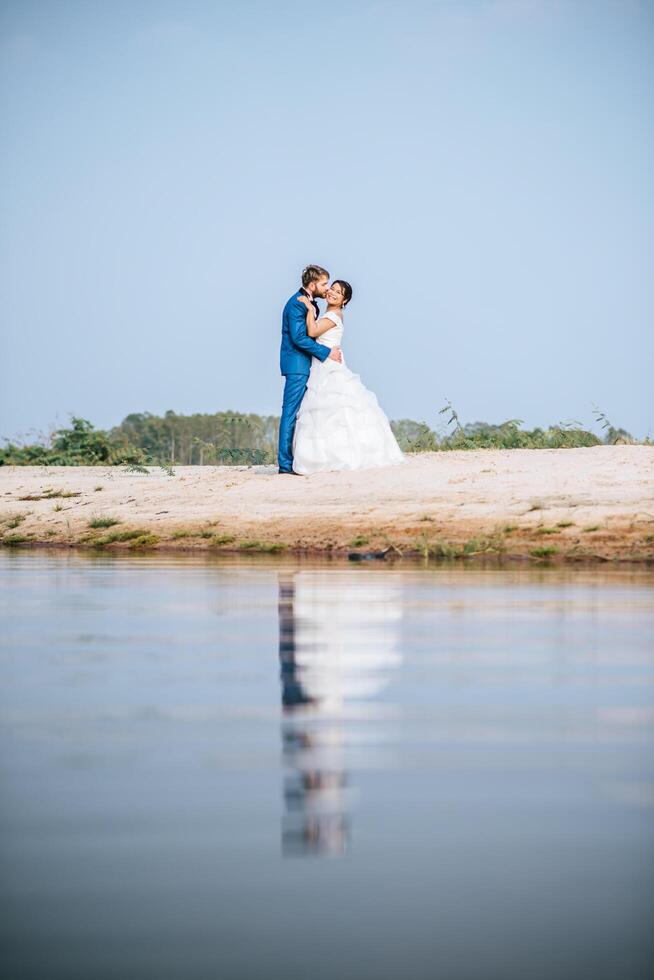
[1,446,653,563]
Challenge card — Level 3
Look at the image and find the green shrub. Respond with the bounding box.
[93,528,149,546]
[88,516,121,529]
[530,546,559,558]
[128,534,159,549]
[238,540,285,553]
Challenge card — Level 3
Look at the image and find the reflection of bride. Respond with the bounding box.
[278,571,403,857]
[291,572,402,707]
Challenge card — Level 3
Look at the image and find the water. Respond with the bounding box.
[1,552,653,980]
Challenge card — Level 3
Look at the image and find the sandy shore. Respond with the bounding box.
[1,446,653,562]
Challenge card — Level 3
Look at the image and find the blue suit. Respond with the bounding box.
[277,290,331,473]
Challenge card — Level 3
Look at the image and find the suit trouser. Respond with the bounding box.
[278,373,308,472]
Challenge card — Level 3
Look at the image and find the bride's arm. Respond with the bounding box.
[298,297,337,339]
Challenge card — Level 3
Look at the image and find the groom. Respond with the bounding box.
[277,264,342,475]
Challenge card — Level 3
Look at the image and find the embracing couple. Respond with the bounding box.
[277,265,405,476]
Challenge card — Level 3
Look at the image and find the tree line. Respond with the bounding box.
[0,407,639,467]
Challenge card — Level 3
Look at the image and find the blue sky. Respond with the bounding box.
[1,0,652,441]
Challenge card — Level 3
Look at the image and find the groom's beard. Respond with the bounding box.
[302,287,321,318]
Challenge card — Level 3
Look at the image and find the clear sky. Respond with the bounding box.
[1,0,652,442]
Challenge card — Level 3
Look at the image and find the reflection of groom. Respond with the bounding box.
[277,264,342,475]
[278,574,348,856]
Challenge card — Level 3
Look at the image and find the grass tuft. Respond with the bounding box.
[1,534,31,546]
[462,533,505,556]
[88,516,121,529]
[349,535,370,547]
[582,525,600,533]
[556,520,575,528]
[238,540,285,553]
[19,489,80,501]
[503,524,518,534]
[3,514,25,529]
[209,534,237,546]
[93,528,149,546]
[423,539,460,559]
[128,534,159,549]
[535,527,558,535]
[530,545,559,558]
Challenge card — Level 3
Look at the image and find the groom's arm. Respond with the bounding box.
[287,300,331,362]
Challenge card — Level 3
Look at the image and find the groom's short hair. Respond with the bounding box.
[301,265,329,287]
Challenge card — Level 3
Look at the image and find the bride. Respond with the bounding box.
[293,281,404,475]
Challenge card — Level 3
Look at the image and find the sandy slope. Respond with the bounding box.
[1,446,653,562]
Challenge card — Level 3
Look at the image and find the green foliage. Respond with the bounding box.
[88,516,121,529]
[0,403,643,467]
[238,540,285,552]
[413,529,506,560]
[462,534,505,555]
[115,410,278,466]
[349,535,370,547]
[128,534,159,548]
[1,534,31,546]
[391,419,439,452]
[92,528,149,546]
[425,540,461,559]
[1,417,148,467]
[530,545,559,558]
[395,402,639,453]
[592,405,634,445]
[438,417,601,450]
[2,514,25,529]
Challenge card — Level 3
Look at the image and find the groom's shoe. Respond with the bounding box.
[278,469,303,476]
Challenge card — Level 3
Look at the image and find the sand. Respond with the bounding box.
[1,446,653,562]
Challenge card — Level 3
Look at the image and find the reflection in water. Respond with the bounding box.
[278,571,402,856]
[2,554,654,980]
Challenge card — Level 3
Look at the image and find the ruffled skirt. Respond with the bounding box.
[292,355,405,475]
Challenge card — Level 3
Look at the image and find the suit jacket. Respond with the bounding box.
[280,290,331,376]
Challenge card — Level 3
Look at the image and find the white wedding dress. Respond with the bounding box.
[292,312,405,475]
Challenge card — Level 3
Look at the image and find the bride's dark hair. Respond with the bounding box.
[334,280,353,307]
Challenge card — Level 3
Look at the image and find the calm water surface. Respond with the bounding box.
[1,552,653,980]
